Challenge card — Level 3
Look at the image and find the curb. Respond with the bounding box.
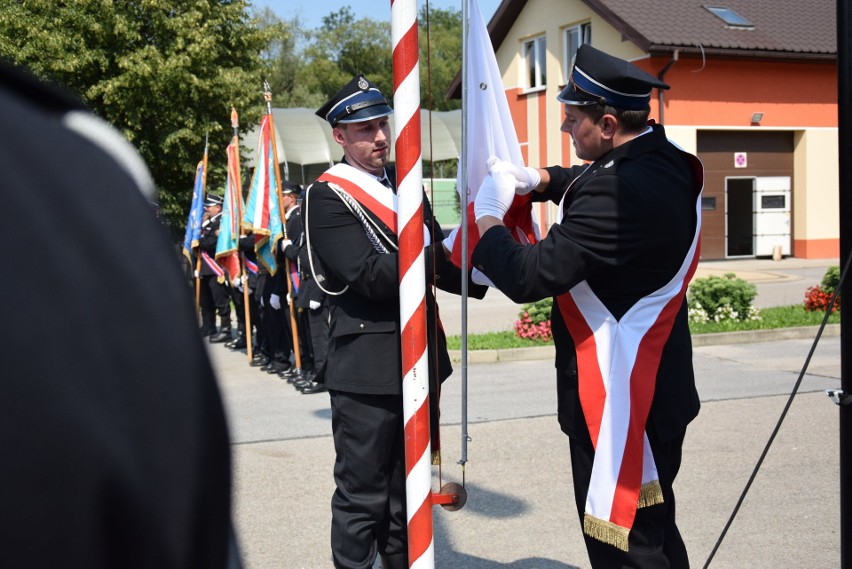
[447,323,840,364]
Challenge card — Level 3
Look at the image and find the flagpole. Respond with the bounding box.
[391,1,438,566]
[263,81,303,375]
[195,134,209,319]
[231,107,253,362]
[459,0,472,476]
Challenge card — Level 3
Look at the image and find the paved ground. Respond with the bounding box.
[213,257,843,569]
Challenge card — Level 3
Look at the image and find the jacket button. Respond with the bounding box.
[359,323,365,329]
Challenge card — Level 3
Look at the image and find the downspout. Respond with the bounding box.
[657,49,679,124]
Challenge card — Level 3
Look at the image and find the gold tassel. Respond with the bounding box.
[638,480,664,509]
[431,449,441,465]
[584,514,630,552]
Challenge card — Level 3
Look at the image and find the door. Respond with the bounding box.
[726,178,754,257]
[753,176,791,256]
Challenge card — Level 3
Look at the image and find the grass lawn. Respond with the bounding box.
[446,304,840,350]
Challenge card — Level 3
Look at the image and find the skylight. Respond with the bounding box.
[703,5,754,28]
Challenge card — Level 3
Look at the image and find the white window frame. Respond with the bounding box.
[563,22,591,81]
[522,35,547,92]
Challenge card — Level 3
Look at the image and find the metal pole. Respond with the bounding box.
[459,0,471,469]
[837,1,851,566]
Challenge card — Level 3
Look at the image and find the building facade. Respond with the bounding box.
[473,0,838,259]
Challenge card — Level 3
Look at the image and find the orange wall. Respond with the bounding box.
[507,87,529,163]
[795,238,840,259]
[633,57,837,127]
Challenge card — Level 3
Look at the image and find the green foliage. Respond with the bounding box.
[446,331,546,350]
[419,6,462,111]
[518,298,552,324]
[300,7,393,103]
[821,266,841,294]
[687,273,758,323]
[0,0,272,234]
[688,304,840,334]
[514,299,553,342]
[804,265,841,313]
[446,304,841,349]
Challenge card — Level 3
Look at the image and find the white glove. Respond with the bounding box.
[193,270,199,278]
[442,226,459,252]
[269,294,281,310]
[472,268,496,287]
[286,293,291,304]
[474,172,516,221]
[280,238,292,252]
[487,156,541,195]
[309,300,321,310]
[232,276,242,288]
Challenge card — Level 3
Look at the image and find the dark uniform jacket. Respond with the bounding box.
[198,212,223,277]
[276,206,303,301]
[472,124,702,445]
[0,63,232,568]
[304,163,486,396]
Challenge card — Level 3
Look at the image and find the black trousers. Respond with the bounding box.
[329,391,408,569]
[307,301,329,372]
[199,275,230,325]
[569,432,690,569]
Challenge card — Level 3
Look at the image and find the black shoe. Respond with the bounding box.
[279,368,301,381]
[250,355,270,367]
[209,331,231,343]
[267,362,289,374]
[229,337,247,350]
[199,325,216,337]
[300,381,327,394]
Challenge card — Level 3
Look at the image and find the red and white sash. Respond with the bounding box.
[556,154,703,551]
[317,163,398,234]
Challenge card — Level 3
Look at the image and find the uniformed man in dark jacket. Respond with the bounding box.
[472,45,703,568]
[198,193,233,343]
[0,62,236,569]
[304,74,486,569]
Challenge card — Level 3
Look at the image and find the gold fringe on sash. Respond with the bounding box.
[638,480,664,509]
[583,513,630,552]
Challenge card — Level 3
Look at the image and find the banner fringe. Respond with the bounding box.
[583,514,629,552]
[638,480,664,509]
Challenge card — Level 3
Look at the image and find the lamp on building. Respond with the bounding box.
[751,112,764,124]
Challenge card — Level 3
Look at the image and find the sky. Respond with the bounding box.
[251,0,502,30]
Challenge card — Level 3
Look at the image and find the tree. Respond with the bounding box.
[299,7,394,102]
[0,0,273,233]
[419,6,462,112]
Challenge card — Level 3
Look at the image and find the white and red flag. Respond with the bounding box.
[451,0,539,269]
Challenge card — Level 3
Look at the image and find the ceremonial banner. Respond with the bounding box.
[242,114,284,275]
[215,140,244,283]
[451,0,538,268]
[182,160,206,264]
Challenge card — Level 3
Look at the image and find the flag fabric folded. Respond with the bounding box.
[182,160,206,265]
[242,114,284,275]
[215,140,244,283]
[451,0,539,269]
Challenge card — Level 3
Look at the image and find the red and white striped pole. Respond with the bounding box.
[391,0,434,567]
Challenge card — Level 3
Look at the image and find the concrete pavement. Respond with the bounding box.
[214,257,843,568]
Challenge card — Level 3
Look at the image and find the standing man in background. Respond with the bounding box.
[199,193,233,344]
[472,45,704,568]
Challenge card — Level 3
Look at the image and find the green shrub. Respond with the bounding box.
[804,265,841,313]
[514,298,553,342]
[687,273,759,323]
[821,266,841,294]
